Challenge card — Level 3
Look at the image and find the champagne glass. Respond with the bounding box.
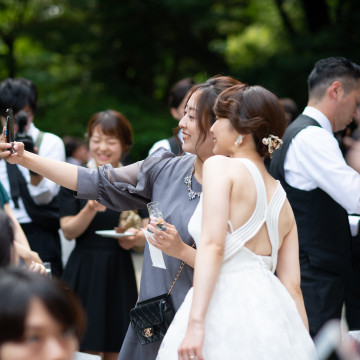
[147,201,167,231]
[43,262,52,277]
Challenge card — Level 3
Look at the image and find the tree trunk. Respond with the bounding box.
[300,0,330,33]
[4,36,16,78]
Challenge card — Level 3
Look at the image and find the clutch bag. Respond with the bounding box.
[130,293,175,344]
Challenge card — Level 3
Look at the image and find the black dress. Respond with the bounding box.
[60,186,138,353]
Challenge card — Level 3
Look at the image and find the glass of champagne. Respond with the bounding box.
[147,201,167,231]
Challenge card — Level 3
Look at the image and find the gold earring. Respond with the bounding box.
[235,135,243,145]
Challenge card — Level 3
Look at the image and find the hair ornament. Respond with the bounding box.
[262,134,283,158]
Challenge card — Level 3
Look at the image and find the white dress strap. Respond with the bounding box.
[265,183,287,272]
[223,158,268,261]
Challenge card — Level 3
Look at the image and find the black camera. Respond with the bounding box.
[14,111,35,153]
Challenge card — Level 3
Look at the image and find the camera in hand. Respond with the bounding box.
[14,111,38,176]
[14,111,35,153]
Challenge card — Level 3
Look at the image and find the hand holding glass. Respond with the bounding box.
[147,201,167,231]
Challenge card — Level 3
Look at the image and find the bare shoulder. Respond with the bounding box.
[204,155,228,167]
[204,155,248,172]
[204,156,252,192]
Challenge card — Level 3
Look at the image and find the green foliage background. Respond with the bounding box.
[0,0,359,161]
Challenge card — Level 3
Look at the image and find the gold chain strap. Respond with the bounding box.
[137,242,196,302]
[167,242,196,296]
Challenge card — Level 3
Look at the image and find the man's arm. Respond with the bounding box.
[286,127,360,214]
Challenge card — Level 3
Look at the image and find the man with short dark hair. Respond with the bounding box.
[0,78,65,276]
[270,57,360,337]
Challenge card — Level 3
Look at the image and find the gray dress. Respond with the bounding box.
[76,148,201,360]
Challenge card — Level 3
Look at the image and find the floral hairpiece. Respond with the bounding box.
[262,134,283,158]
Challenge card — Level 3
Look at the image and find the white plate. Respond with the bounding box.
[95,230,135,238]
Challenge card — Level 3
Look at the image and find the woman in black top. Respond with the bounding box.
[60,110,138,360]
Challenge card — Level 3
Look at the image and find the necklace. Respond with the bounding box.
[184,159,201,200]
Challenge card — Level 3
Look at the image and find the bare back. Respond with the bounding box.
[202,155,295,258]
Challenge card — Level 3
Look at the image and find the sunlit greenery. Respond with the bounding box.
[0,0,358,160]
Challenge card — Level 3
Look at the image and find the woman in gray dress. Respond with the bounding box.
[0,75,242,360]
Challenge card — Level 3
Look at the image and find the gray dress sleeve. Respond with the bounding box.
[76,148,175,211]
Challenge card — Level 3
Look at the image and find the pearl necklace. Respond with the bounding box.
[184,159,201,200]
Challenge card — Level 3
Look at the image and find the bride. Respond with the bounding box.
[156,84,317,359]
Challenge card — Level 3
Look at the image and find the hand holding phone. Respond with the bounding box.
[5,108,14,153]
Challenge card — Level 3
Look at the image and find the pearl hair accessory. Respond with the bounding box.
[235,135,243,146]
[262,134,283,158]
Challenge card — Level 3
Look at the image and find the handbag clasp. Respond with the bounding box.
[143,327,153,338]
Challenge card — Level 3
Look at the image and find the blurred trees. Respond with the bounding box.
[0,0,359,160]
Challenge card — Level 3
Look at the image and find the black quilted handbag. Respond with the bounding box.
[129,293,175,344]
[130,244,195,345]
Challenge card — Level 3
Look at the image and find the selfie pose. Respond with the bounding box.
[0,76,241,360]
[157,84,317,359]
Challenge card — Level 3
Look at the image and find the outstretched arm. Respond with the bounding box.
[276,218,309,331]
[1,133,78,191]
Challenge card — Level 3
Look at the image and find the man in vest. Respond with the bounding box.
[270,57,360,339]
[0,78,65,276]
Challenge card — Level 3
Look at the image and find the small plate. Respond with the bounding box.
[95,230,135,238]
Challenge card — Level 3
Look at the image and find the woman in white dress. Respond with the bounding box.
[157,84,318,359]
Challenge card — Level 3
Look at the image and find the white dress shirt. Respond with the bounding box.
[0,123,65,223]
[148,129,185,156]
[284,106,360,215]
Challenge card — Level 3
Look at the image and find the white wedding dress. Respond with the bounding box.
[157,158,317,360]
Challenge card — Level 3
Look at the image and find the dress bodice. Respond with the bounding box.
[188,158,286,273]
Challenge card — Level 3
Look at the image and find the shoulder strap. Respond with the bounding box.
[35,131,45,150]
[266,184,287,271]
[136,242,196,303]
[6,163,22,208]
[5,162,60,232]
[167,242,196,295]
[223,159,268,261]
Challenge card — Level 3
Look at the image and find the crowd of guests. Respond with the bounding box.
[1,56,360,360]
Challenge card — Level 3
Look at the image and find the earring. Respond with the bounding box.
[235,135,243,145]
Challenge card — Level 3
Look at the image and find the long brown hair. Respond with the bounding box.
[184,75,242,156]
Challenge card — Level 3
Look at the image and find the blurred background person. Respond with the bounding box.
[60,110,139,360]
[279,97,299,125]
[0,180,42,267]
[0,78,65,277]
[0,209,17,268]
[0,266,85,360]
[63,136,90,166]
[270,57,360,342]
[148,77,196,156]
[0,209,46,273]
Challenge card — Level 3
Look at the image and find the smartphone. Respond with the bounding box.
[5,108,14,153]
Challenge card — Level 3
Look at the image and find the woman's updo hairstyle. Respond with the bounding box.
[214,84,286,158]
